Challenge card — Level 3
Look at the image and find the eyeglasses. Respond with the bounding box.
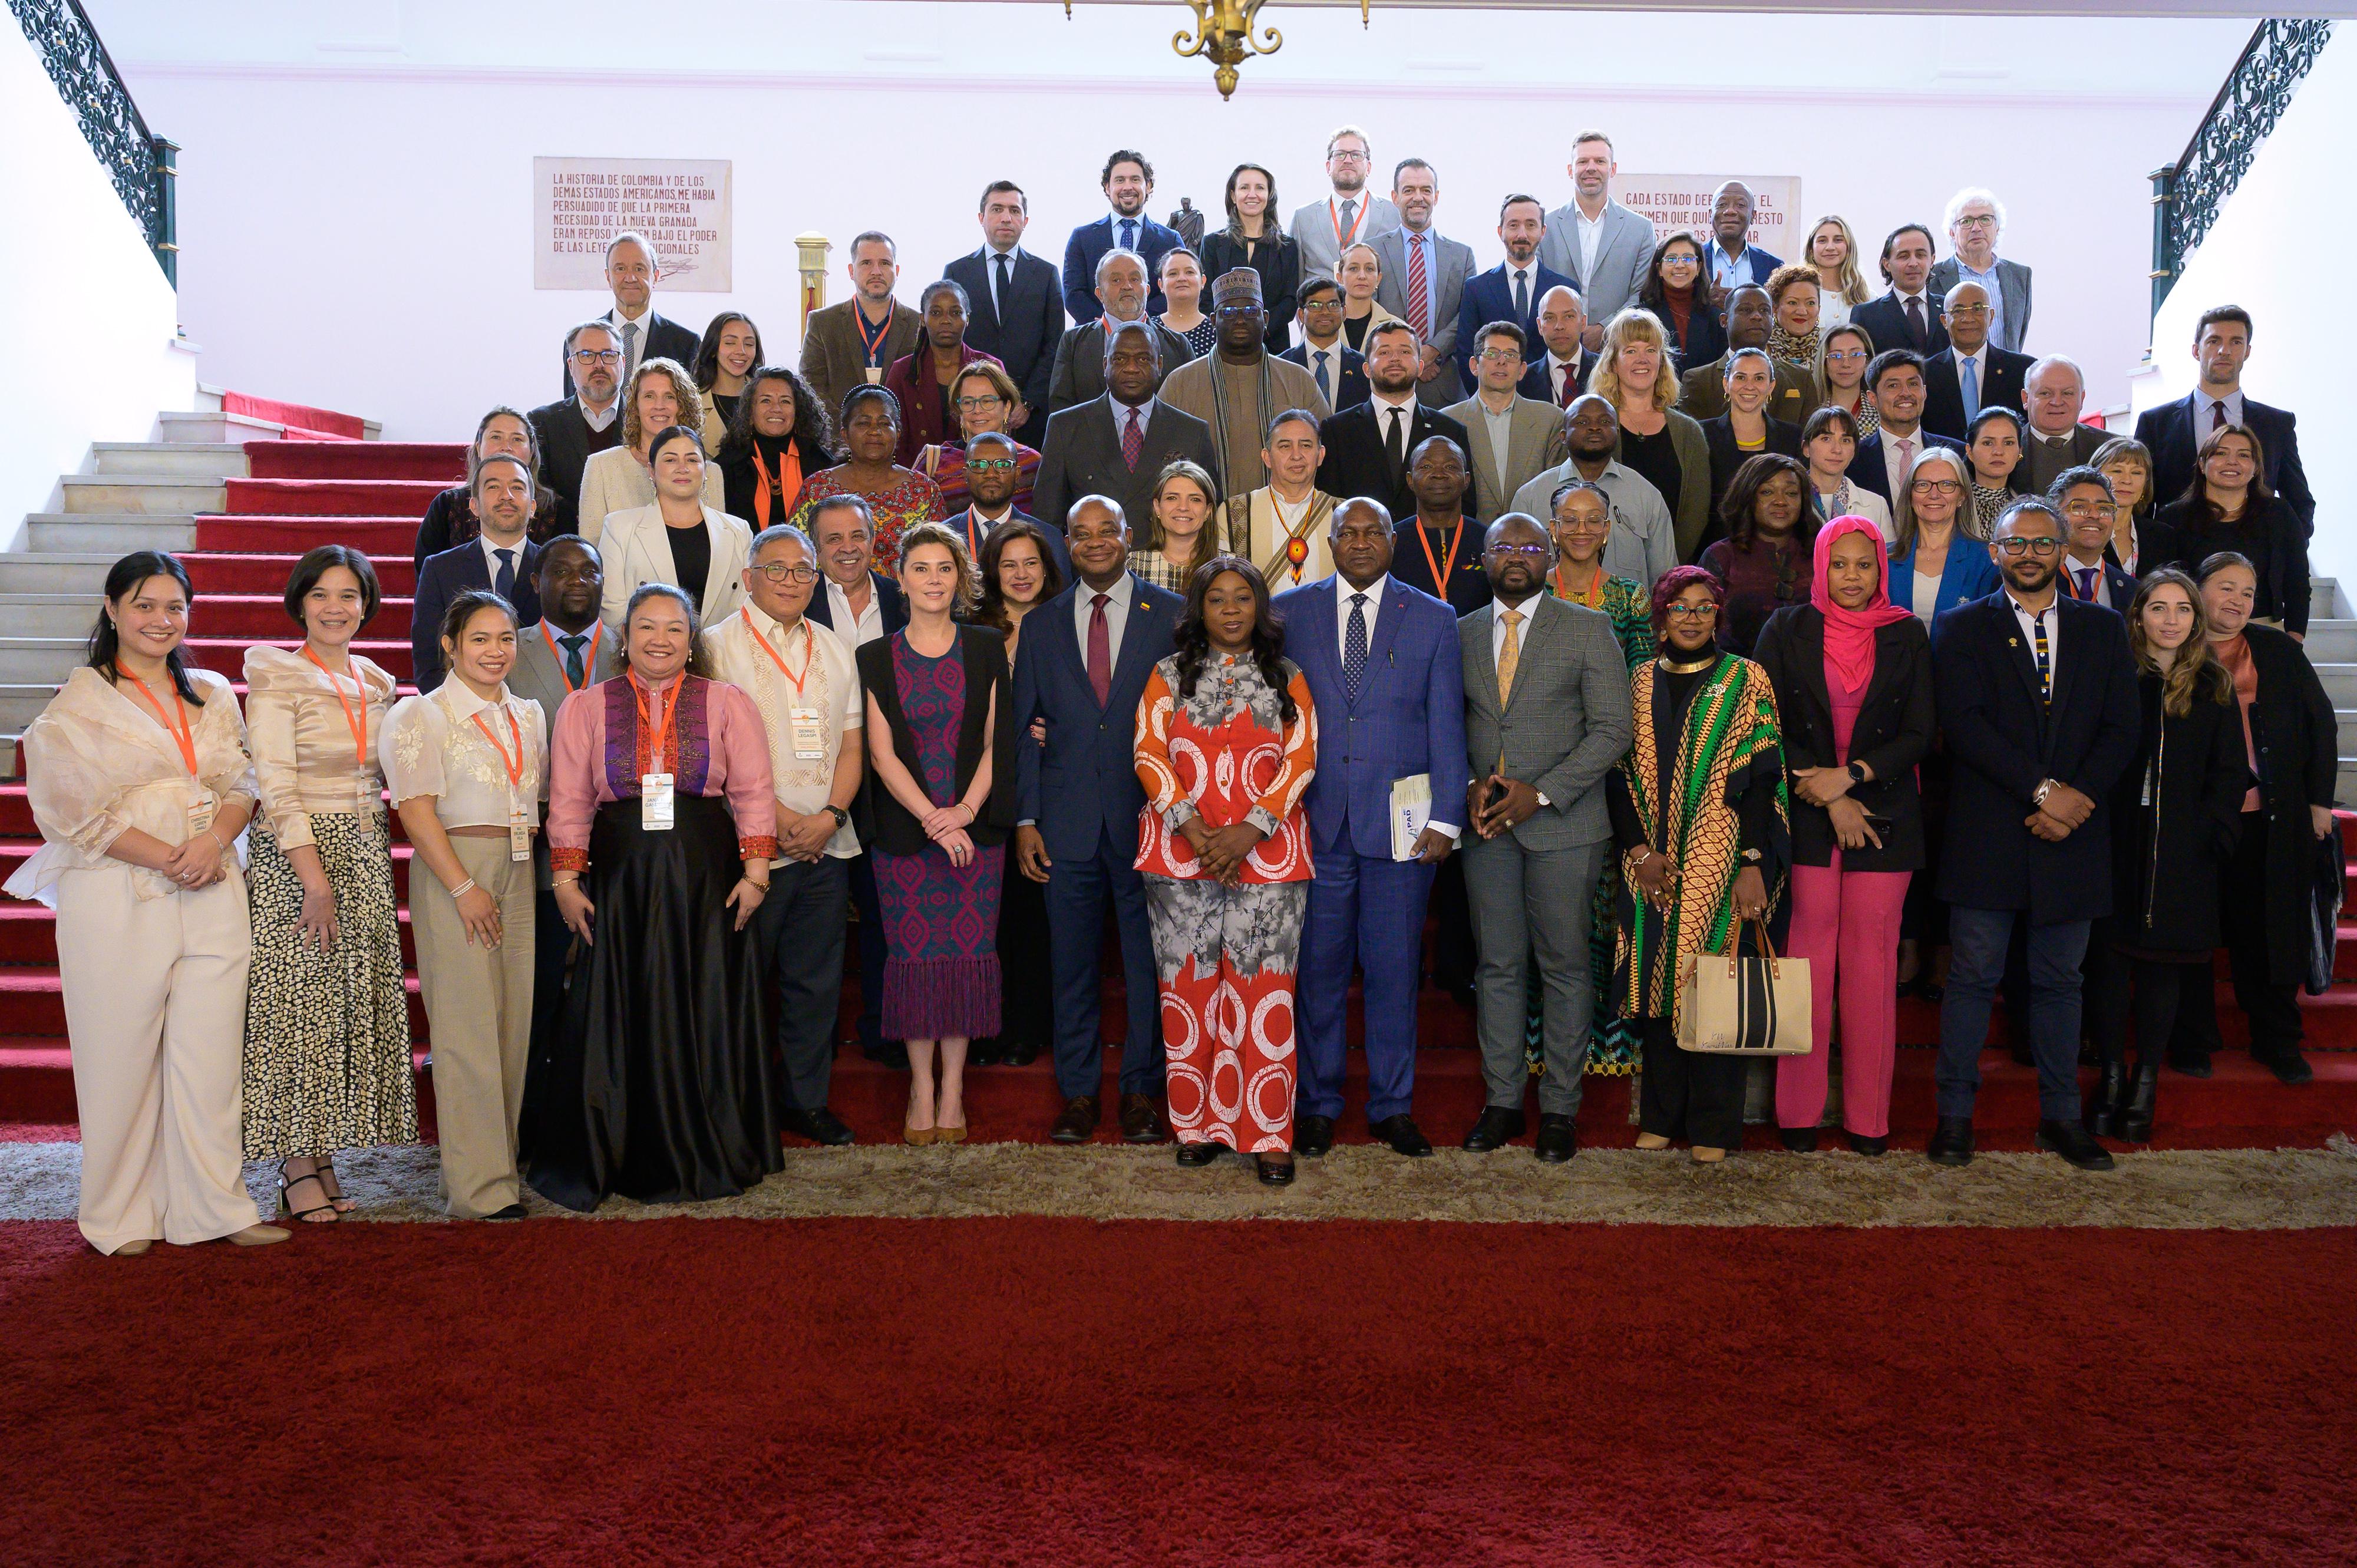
[1661,255,1699,269]
[570,349,622,365]
[1477,348,1524,363]
[1329,150,1369,163]
[1663,603,1719,620]
[1993,537,2062,556]
[1556,519,1610,536]
[954,396,1005,412]
[1910,478,1962,496]
[1954,214,1999,229]
[1825,349,1869,364]
[968,458,1018,473]
[753,562,819,584]
[1944,303,1990,317]
[1485,544,1550,559]
[2060,501,2111,519]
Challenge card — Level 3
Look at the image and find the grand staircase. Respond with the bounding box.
[0,401,2352,1148]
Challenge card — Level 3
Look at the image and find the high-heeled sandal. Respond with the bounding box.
[903,1123,938,1146]
[278,1161,338,1223]
[314,1158,356,1213]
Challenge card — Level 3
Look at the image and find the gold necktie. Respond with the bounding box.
[1496,607,1523,704]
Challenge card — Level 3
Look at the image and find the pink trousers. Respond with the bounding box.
[1777,860,1910,1137]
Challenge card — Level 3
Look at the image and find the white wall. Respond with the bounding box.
[2143,24,2353,593]
[2,8,196,546]
[92,2,2247,443]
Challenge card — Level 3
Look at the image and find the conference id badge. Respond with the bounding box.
[863,367,884,385]
[789,707,828,761]
[509,795,533,863]
[187,794,217,837]
[642,773,675,831]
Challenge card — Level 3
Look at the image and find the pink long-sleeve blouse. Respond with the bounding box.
[545,672,778,873]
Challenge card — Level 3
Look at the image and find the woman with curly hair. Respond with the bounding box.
[1764,262,1824,373]
[577,357,724,542]
[787,384,949,568]
[714,365,833,532]
[1699,453,1815,656]
[1592,308,1712,559]
[1133,556,1318,1186]
[1609,565,1789,1162]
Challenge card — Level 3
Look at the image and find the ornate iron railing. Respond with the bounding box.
[2150,18,2335,316]
[7,0,177,283]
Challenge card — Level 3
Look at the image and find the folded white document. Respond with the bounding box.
[1390,773,1432,861]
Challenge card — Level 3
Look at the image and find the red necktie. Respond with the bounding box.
[1557,364,1576,408]
[1407,236,1431,341]
[1122,407,1144,471]
[2211,400,2227,433]
[1087,592,1113,707]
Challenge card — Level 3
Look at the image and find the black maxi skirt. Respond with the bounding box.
[526,794,780,1212]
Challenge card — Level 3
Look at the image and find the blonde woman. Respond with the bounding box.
[1336,242,1402,354]
[576,356,724,542]
[1805,216,1873,329]
[1592,308,1712,559]
[1128,458,1223,593]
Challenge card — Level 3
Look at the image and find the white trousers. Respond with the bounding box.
[56,864,262,1252]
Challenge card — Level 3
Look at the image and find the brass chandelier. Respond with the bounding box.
[1067,0,1372,101]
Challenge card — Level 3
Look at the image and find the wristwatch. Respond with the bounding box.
[2032,779,2056,808]
[1846,760,1869,787]
[823,804,850,827]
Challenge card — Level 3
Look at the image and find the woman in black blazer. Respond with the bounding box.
[2084,570,2248,1143]
[1197,163,1300,354]
[2152,424,2309,634]
[1751,517,1933,1155]
[854,521,1017,1144]
[1698,347,1804,527]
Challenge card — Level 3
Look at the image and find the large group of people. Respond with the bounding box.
[15,127,2339,1251]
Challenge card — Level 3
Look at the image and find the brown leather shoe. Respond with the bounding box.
[1119,1092,1168,1144]
[1049,1095,1101,1144]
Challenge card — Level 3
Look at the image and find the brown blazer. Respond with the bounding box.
[800,298,923,437]
[1675,354,1818,425]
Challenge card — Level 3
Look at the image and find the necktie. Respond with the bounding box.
[1496,607,1524,704]
[2075,566,2098,601]
[1339,198,1358,242]
[1122,407,1145,471]
[493,548,515,603]
[619,318,641,377]
[1557,364,1575,408]
[1087,593,1113,707]
[1513,269,1530,322]
[1894,437,1914,491]
[994,252,1012,316]
[1407,236,1431,341]
[1386,406,1407,475]
[1120,219,1137,252]
[559,633,587,689]
[2029,607,2051,708]
[2212,399,2228,433]
[1343,593,1369,698]
[1960,356,1980,420]
[1904,296,1926,346]
[1313,349,1332,401]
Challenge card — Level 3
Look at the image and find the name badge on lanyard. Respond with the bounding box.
[510,801,534,862]
[633,674,682,831]
[187,794,217,837]
[642,773,675,830]
[789,708,828,761]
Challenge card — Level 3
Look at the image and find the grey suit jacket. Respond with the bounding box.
[799,298,923,433]
[1442,394,1569,522]
[1290,194,1402,282]
[1536,200,1658,323]
[509,619,623,887]
[1928,256,2033,353]
[1031,395,1220,541]
[1047,317,1195,412]
[1371,227,1477,402]
[1458,593,1635,851]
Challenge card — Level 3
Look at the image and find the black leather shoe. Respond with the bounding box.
[2037,1118,2116,1170]
[1778,1127,1819,1153]
[2256,1047,2315,1085]
[2168,1049,2213,1080]
[483,1203,530,1221]
[1533,1113,1579,1163]
[1255,1156,1296,1187]
[1369,1113,1433,1157]
[2117,1064,2159,1144]
[968,1038,1005,1067]
[1847,1132,1889,1157]
[1294,1115,1335,1158]
[1926,1117,1975,1167]
[1175,1141,1223,1167]
[780,1107,856,1147]
[2085,1061,2128,1139]
[1002,1040,1042,1067]
[1460,1105,1525,1152]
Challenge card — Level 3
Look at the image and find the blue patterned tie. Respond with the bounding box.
[1343,592,1369,698]
[494,548,516,603]
[1960,356,1980,420]
[1120,219,1137,252]
[559,632,587,689]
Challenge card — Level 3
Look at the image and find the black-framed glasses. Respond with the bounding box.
[570,349,623,365]
[754,562,819,584]
[1663,603,1719,620]
[968,458,1018,473]
[1993,537,2061,557]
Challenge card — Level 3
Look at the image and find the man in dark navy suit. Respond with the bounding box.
[946,180,1065,449]
[1279,278,1369,411]
[2134,304,2315,536]
[1316,321,1472,525]
[1920,279,2033,442]
[956,430,1071,580]
[1461,194,1576,386]
[1851,223,1950,358]
[1061,150,1184,325]
[1012,496,1183,1146]
[412,455,543,692]
[1846,350,1964,509]
[1927,497,2140,1172]
[1275,499,1465,1160]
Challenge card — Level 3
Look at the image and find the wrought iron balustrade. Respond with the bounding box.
[8,0,177,283]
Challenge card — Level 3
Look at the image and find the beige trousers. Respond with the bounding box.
[55,864,262,1252]
[411,834,536,1217]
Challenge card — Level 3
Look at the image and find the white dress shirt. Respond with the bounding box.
[2200,387,2247,433]
[1547,352,1582,404]
[1951,344,1989,414]
[1574,205,1606,285]
[1108,209,1146,252]
[1506,264,1538,320]
[605,305,655,379]
[978,245,1022,317]
[578,396,619,433]
[2062,554,2117,610]
[826,575,887,649]
[2005,589,2061,698]
[1072,568,1137,661]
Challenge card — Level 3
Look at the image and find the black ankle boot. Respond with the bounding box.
[2087,1060,2128,1138]
[2118,1062,2160,1144]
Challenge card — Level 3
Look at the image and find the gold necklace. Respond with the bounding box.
[1658,651,1718,674]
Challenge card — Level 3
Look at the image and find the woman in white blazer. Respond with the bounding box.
[598,425,754,630]
[576,357,725,543]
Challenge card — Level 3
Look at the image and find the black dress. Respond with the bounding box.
[1619,424,1685,534]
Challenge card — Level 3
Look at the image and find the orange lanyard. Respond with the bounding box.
[119,669,198,775]
[752,444,803,527]
[1415,519,1466,597]
[540,622,602,694]
[743,610,814,698]
[301,647,369,773]
[1553,564,1605,607]
[631,673,683,774]
[1330,197,1366,251]
[469,702,526,789]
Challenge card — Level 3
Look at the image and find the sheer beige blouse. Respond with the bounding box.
[381,681,549,830]
[242,645,400,850]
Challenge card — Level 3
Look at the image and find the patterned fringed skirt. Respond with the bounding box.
[873,841,1004,1040]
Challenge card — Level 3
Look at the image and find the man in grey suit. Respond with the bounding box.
[1047,249,1193,412]
[1370,160,1477,405]
[2016,356,2106,494]
[1536,131,1656,351]
[1032,321,1219,537]
[1290,124,1401,282]
[1927,187,2033,354]
[1443,321,1567,520]
[1456,513,1635,1162]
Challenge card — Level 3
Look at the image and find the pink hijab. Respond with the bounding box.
[1811,514,1910,692]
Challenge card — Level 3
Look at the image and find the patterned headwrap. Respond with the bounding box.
[1649,565,1726,632]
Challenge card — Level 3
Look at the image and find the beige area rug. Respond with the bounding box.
[3,1138,2355,1230]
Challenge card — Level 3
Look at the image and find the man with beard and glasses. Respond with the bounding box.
[556,231,699,395]
[531,322,625,522]
[1508,394,1676,587]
